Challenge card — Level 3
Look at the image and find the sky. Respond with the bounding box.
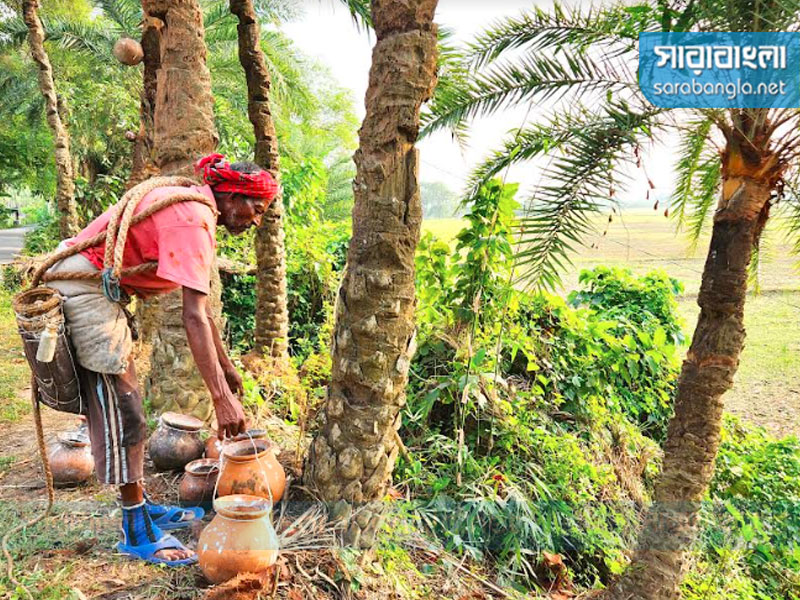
[283,0,680,206]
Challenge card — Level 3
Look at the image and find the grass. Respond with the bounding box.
[423,210,800,437]
[0,289,30,424]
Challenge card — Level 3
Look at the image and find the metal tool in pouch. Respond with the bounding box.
[639,32,800,109]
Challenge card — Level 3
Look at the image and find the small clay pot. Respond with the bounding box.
[179,458,219,508]
[198,494,279,584]
[148,412,205,472]
[217,438,285,502]
[48,432,93,487]
[204,436,222,460]
[112,37,144,66]
[205,429,269,460]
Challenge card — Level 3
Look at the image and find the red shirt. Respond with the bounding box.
[68,184,217,298]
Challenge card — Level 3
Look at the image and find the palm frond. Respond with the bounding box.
[0,14,27,50]
[466,1,659,69]
[44,18,117,57]
[204,1,238,45]
[780,171,800,258]
[421,45,636,139]
[0,15,116,57]
[261,30,315,116]
[91,0,141,34]
[462,113,621,205]
[0,61,43,123]
[670,118,717,234]
[513,101,667,290]
[431,25,471,148]
[692,0,800,33]
[683,156,721,248]
[747,229,774,294]
[336,0,371,30]
[252,0,299,24]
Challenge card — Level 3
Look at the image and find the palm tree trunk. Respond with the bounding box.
[142,0,222,421]
[304,0,439,548]
[610,139,777,600]
[127,14,162,190]
[22,0,78,238]
[229,0,290,365]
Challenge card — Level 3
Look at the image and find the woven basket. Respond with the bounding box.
[13,288,62,331]
[13,287,84,415]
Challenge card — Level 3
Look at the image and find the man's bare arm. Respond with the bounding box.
[204,302,243,395]
[182,287,246,438]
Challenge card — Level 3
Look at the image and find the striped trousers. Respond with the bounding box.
[78,358,146,485]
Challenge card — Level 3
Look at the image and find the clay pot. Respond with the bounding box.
[112,37,144,66]
[148,412,205,472]
[178,458,219,508]
[217,439,285,502]
[205,429,269,460]
[198,494,279,584]
[48,432,93,486]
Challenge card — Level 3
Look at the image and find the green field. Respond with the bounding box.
[423,212,800,438]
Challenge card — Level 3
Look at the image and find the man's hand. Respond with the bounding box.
[182,287,247,439]
[223,364,244,397]
[214,387,247,439]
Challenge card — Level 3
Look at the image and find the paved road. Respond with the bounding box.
[0,227,31,263]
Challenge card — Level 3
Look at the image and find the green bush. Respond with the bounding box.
[698,417,800,599]
[568,266,685,345]
[23,213,61,256]
[220,272,257,352]
[0,205,16,229]
[220,221,349,358]
[565,267,683,441]
[286,221,348,361]
[403,181,678,590]
[0,264,23,293]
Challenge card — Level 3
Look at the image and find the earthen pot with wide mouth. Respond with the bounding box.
[48,432,93,487]
[197,494,279,584]
[178,458,219,508]
[148,412,205,472]
[205,428,269,460]
[216,438,285,502]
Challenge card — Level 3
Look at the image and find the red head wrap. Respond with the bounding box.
[194,153,278,202]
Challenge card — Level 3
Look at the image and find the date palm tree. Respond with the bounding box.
[0,0,341,416]
[422,1,800,598]
[304,0,440,548]
[20,0,77,237]
[224,0,370,365]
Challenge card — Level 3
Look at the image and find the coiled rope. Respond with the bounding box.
[3,176,218,598]
[31,176,219,291]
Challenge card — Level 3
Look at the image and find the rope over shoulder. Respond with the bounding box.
[5,177,220,595]
[31,176,219,289]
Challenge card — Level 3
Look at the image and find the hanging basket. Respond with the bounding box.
[13,287,61,328]
[13,287,84,415]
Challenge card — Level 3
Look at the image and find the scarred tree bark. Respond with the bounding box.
[609,132,782,600]
[304,0,439,548]
[229,0,290,364]
[22,0,78,237]
[127,14,163,190]
[141,0,223,421]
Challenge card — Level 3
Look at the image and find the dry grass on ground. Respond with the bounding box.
[0,366,509,600]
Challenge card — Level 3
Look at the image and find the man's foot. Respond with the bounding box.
[146,501,204,531]
[118,501,196,565]
[143,490,205,530]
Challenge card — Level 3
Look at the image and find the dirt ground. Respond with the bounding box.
[0,389,504,600]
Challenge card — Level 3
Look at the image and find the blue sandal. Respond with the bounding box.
[116,534,198,566]
[117,501,197,567]
[148,504,205,531]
